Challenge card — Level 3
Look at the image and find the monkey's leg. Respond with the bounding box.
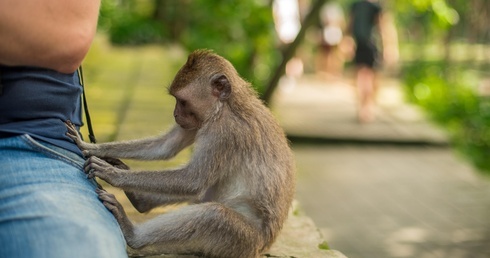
[124,191,194,213]
[126,203,263,258]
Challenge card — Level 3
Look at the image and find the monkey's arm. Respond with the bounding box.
[85,156,214,197]
[124,190,195,213]
[66,121,196,160]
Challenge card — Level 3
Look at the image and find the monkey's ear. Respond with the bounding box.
[211,74,231,100]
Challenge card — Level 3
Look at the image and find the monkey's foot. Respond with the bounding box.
[96,189,135,241]
[96,188,124,217]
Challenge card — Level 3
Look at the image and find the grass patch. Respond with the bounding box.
[318,241,330,250]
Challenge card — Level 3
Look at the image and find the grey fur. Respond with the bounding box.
[65,50,295,258]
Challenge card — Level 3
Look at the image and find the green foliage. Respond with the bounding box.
[403,61,490,172]
[98,0,280,94]
[110,15,168,45]
[392,0,461,42]
[178,0,280,94]
[99,0,168,45]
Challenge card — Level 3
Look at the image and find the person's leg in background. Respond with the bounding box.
[356,64,376,123]
[354,41,378,123]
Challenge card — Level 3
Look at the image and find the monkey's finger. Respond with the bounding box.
[103,157,130,170]
[98,193,113,202]
[84,162,104,175]
[65,132,79,142]
[64,120,77,133]
[86,169,96,179]
[65,122,82,143]
[84,159,95,173]
[65,126,77,138]
[95,188,106,194]
[64,120,73,127]
[84,156,105,171]
[97,189,115,199]
[89,156,110,166]
[84,164,105,176]
[98,192,120,208]
[102,201,121,216]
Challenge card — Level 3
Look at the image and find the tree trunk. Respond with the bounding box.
[261,0,329,105]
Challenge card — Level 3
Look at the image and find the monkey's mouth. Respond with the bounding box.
[177,121,197,130]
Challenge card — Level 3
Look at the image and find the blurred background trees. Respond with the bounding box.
[93,0,490,172]
[96,0,490,92]
[98,0,280,96]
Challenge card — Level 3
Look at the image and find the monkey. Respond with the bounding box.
[65,49,295,258]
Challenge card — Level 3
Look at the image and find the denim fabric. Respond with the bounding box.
[0,135,127,258]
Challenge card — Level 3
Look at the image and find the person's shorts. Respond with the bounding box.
[354,41,378,68]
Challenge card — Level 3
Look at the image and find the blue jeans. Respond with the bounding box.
[0,134,127,258]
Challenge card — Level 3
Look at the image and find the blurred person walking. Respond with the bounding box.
[348,0,398,123]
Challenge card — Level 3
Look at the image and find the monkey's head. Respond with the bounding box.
[169,50,241,130]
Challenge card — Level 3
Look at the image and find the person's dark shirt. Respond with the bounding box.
[0,66,84,156]
[350,0,381,44]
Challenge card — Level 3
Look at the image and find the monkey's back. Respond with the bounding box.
[204,93,295,250]
[186,50,296,254]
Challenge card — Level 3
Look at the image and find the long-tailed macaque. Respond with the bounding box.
[65,50,295,258]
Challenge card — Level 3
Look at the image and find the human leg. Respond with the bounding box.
[0,135,127,258]
[356,65,376,123]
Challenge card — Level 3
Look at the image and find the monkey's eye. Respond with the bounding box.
[180,100,187,107]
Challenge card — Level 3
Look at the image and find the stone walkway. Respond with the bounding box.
[272,74,447,145]
[272,74,490,258]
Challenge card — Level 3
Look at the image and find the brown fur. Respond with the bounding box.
[66,50,295,258]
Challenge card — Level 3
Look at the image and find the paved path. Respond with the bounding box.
[272,74,490,258]
[272,74,447,145]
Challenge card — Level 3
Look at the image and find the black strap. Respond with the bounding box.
[78,66,97,144]
[0,69,3,95]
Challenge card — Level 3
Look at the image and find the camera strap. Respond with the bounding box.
[77,66,97,144]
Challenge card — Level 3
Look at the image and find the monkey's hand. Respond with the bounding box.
[85,156,126,186]
[101,157,130,170]
[65,120,98,157]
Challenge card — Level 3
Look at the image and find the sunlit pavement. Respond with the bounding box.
[272,74,490,258]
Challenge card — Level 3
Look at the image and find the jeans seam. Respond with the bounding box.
[21,134,84,170]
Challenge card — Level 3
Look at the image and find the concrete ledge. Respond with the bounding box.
[265,202,347,258]
[128,201,346,258]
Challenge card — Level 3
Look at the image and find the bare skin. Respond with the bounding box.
[66,50,295,258]
[0,0,100,73]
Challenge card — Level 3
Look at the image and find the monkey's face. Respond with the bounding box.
[169,51,233,130]
[171,85,217,130]
[173,95,200,130]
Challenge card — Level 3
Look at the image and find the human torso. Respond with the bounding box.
[0,66,83,155]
